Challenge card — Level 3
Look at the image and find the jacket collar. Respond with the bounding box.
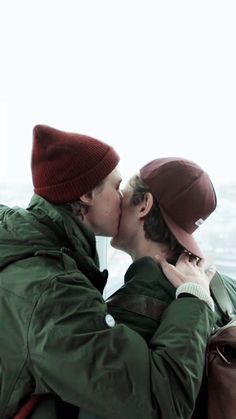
[0,195,108,293]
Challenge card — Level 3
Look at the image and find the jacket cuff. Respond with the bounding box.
[176,283,215,312]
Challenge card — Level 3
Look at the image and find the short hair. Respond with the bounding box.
[69,199,88,219]
[69,179,105,219]
[129,175,184,256]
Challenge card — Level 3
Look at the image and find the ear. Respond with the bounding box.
[138,192,154,219]
[80,190,95,206]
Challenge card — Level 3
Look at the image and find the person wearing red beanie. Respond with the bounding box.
[1,125,215,419]
[32,125,120,204]
[31,124,122,237]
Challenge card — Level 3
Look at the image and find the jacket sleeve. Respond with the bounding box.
[29,270,214,419]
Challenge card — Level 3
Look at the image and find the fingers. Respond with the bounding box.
[182,253,203,268]
[156,257,183,288]
[197,258,205,268]
[188,255,198,265]
[154,252,216,290]
[177,252,190,264]
[175,253,198,270]
[154,254,165,265]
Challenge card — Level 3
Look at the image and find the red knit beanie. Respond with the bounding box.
[31,125,120,204]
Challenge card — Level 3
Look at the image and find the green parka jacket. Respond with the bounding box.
[0,195,214,419]
[108,257,236,339]
[88,257,236,419]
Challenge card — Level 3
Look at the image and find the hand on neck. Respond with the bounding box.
[132,240,172,262]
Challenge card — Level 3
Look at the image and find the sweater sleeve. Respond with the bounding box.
[29,269,214,419]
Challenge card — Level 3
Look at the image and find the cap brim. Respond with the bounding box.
[160,208,204,258]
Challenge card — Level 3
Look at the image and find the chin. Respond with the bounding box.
[110,236,123,250]
[96,225,118,238]
[110,236,117,248]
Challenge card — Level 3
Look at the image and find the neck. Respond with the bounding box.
[130,238,172,262]
[112,224,174,262]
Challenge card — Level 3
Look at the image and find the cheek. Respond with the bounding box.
[103,194,120,219]
[110,192,121,212]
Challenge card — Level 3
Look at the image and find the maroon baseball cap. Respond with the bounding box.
[140,157,217,258]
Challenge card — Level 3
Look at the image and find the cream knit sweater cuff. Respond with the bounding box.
[176,282,215,312]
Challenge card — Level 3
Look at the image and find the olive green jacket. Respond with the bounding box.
[0,195,214,419]
[108,257,236,340]
[107,257,236,419]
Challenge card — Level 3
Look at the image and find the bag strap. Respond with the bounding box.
[107,271,235,323]
[107,294,168,321]
[210,271,235,322]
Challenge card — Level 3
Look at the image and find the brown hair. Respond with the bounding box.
[69,179,106,219]
[129,175,184,257]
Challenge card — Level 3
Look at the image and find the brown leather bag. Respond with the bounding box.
[194,271,236,419]
[206,317,236,419]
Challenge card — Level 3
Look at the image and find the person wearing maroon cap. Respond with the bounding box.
[0,125,215,419]
[108,157,236,417]
[108,157,218,336]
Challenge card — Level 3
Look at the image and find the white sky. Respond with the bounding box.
[0,0,236,186]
